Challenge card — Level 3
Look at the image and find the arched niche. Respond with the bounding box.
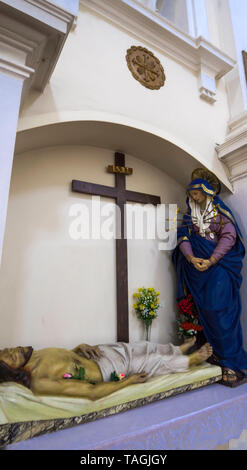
[15,119,232,192]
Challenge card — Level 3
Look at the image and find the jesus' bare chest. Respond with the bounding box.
[27,348,102,383]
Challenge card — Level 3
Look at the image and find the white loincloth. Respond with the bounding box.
[95,341,189,382]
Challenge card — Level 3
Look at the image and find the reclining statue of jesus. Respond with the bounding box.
[0,339,212,400]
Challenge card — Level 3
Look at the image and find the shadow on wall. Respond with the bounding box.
[222,189,247,350]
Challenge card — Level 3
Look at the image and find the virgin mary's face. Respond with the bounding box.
[188,190,206,205]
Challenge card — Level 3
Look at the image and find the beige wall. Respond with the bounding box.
[18,3,230,186]
[0,145,185,349]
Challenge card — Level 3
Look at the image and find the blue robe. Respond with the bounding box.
[172,179,247,373]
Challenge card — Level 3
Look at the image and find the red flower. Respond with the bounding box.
[177,294,203,336]
[181,322,203,331]
[177,298,194,315]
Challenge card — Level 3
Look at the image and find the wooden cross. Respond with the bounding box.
[72,152,161,342]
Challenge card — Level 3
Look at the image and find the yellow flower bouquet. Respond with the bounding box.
[133,287,160,341]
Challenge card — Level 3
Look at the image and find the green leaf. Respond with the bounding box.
[72,367,85,380]
[79,367,85,380]
[110,371,120,382]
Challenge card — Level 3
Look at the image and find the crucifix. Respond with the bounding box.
[72,152,161,342]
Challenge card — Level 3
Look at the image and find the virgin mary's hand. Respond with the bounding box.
[190,257,209,271]
[191,258,212,271]
[198,259,212,271]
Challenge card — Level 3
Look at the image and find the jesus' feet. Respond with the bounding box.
[188,343,213,367]
[179,336,196,354]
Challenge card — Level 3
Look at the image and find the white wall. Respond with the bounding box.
[0,145,185,350]
[18,2,230,184]
[0,0,238,351]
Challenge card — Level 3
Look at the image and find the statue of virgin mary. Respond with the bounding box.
[172,168,247,387]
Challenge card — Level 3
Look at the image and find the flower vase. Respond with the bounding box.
[145,321,152,341]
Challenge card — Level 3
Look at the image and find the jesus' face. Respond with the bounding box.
[0,346,33,368]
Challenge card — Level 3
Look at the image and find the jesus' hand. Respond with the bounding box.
[129,372,149,384]
[73,344,103,360]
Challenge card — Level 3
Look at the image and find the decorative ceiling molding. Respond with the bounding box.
[228,110,247,137]
[0,56,34,80]
[80,0,236,103]
[217,106,247,184]
[216,130,247,183]
[2,0,74,33]
[0,0,75,104]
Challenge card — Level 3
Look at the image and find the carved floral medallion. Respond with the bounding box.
[126,45,166,90]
